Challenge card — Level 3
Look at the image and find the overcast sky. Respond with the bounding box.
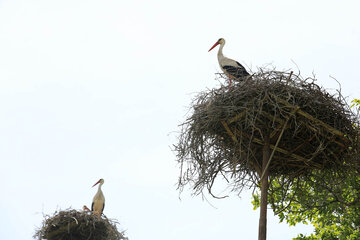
[1,0,359,239]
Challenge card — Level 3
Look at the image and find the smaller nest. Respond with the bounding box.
[34,209,127,240]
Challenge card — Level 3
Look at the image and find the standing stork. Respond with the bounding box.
[91,178,105,215]
[208,38,250,88]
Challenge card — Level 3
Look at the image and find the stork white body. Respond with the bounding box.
[208,38,250,86]
[91,178,105,215]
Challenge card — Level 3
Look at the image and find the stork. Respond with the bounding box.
[208,38,250,88]
[83,205,91,211]
[91,178,105,215]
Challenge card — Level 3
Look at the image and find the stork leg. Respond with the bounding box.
[228,74,232,90]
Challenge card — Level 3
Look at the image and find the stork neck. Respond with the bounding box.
[217,43,225,59]
[97,183,102,192]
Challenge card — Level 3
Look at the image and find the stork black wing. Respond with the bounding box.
[101,202,105,214]
[91,202,94,211]
[223,62,250,80]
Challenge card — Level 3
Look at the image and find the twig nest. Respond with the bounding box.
[175,70,359,194]
[34,209,127,240]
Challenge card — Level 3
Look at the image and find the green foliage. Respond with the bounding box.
[350,99,360,109]
[252,99,360,239]
[253,171,360,239]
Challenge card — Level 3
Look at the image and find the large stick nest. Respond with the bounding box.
[34,209,127,240]
[175,69,359,195]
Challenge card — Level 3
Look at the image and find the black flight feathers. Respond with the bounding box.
[222,61,250,80]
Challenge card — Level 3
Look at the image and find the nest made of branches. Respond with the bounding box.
[34,209,127,240]
[175,69,360,195]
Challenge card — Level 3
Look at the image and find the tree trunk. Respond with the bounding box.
[258,136,270,240]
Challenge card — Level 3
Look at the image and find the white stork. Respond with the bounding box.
[208,38,250,87]
[91,178,105,215]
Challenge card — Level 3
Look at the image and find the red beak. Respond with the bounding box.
[92,179,101,187]
[208,41,219,52]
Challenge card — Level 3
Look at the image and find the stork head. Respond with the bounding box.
[208,38,225,52]
[92,178,104,187]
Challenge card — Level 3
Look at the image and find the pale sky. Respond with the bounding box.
[1,0,359,239]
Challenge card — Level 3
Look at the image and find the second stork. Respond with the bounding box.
[208,38,250,87]
[91,178,105,216]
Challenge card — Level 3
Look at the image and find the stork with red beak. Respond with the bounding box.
[91,178,105,215]
[208,38,250,87]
